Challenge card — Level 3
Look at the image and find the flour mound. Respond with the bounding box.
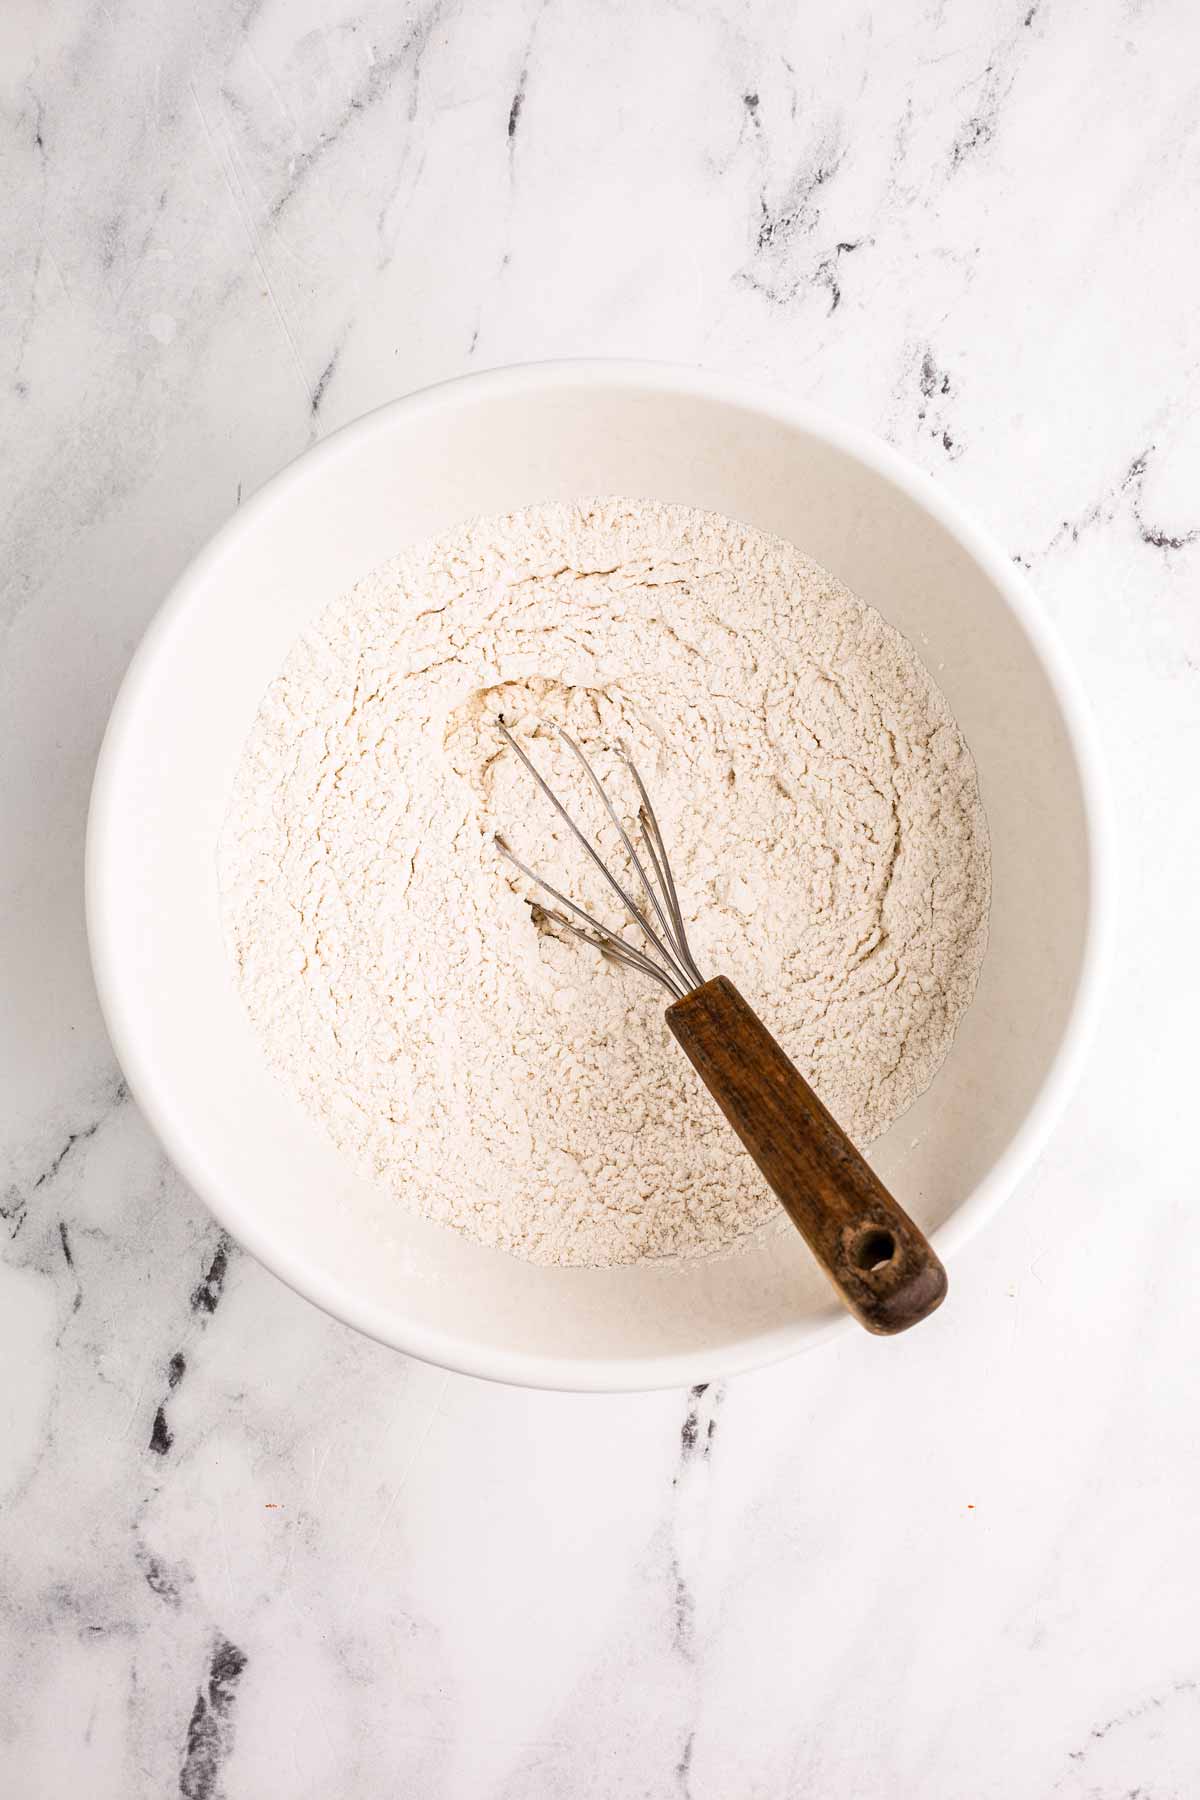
[220,500,989,1267]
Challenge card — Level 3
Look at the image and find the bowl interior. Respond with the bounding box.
[88,369,1094,1386]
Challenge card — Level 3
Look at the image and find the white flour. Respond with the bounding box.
[220,500,989,1267]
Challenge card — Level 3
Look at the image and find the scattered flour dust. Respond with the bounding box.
[219,499,990,1268]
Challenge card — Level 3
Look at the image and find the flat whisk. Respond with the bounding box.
[491,714,949,1338]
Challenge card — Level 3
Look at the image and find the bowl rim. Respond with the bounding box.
[85,358,1115,1391]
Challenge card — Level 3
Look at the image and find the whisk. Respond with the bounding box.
[494,718,947,1336]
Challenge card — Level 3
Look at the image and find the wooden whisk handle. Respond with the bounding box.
[666,976,947,1335]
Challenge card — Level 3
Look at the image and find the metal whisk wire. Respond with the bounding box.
[493,718,705,1000]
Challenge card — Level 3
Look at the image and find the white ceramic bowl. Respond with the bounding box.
[86,361,1111,1390]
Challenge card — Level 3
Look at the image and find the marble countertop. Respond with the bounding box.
[4,1,1199,1793]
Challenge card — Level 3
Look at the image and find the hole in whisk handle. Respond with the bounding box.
[849,1226,898,1274]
